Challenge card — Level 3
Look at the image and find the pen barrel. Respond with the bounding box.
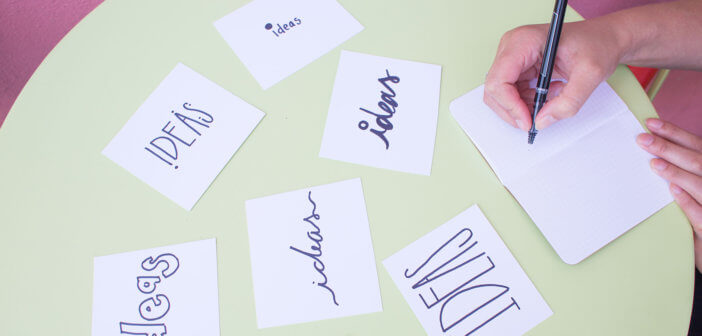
[532,90,548,120]
[537,0,568,87]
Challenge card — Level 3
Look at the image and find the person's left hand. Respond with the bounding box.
[636,118,702,271]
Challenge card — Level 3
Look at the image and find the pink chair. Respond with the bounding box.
[0,0,103,129]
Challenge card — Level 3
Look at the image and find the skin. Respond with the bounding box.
[637,119,702,271]
[484,0,702,270]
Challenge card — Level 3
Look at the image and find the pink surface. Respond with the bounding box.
[0,0,699,137]
[653,70,702,137]
[0,0,103,128]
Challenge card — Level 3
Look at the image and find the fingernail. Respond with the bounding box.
[671,184,683,195]
[516,119,525,131]
[652,159,668,171]
[647,119,663,130]
[536,115,557,130]
[637,133,654,147]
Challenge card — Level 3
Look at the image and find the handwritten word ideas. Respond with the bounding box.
[214,0,363,89]
[103,63,264,210]
[265,17,302,37]
[119,253,180,335]
[145,102,214,170]
[320,51,442,176]
[288,191,340,306]
[358,70,401,150]
[245,178,382,328]
[383,206,552,336]
[92,239,220,336]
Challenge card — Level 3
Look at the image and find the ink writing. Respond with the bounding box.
[119,253,180,336]
[404,228,520,335]
[289,191,339,306]
[144,102,214,170]
[358,70,400,150]
[265,17,302,37]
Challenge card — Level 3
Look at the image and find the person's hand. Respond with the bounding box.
[484,20,627,131]
[637,119,702,271]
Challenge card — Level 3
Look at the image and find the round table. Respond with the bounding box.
[0,0,693,335]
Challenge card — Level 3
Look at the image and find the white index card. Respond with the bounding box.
[103,63,264,210]
[320,51,442,175]
[384,205,552,336]
[245,178,382,328]
[214,0,364,89]
[92,239,220,336]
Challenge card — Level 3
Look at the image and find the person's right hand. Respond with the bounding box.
[484,20,628,131]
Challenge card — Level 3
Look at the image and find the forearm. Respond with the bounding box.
[596,0,702,70]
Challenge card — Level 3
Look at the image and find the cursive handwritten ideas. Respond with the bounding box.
[403,228,520,335]
[289,191,340,306]
[119,253,180,336]
[144,102,214,170]
[358,70,400,150]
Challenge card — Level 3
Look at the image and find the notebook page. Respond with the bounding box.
[507,112,672,264]
[450,83,626,185]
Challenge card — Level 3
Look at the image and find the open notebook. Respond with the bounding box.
[450,83,672,264]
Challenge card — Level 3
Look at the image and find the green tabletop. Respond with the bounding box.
[0,0,693,335]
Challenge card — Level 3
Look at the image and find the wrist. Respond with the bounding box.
[592,13,640,65]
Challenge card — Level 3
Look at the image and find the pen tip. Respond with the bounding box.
[528,131,537,145]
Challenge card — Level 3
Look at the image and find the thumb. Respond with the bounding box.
[535,68,604,130]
